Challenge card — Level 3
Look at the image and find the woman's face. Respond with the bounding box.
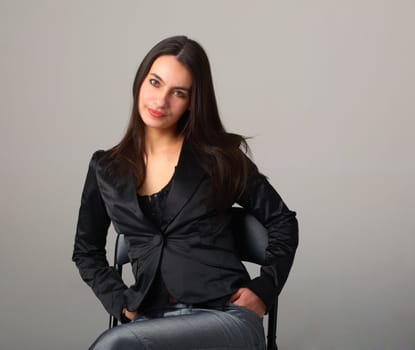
[138,55,192,133]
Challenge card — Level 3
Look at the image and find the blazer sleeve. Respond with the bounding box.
[72,151,128,321]
[236,164,299,312]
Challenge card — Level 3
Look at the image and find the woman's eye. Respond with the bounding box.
[174,90,187,99]
[149,79,159,87]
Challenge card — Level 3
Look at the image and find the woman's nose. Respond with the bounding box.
[154,89,169,108]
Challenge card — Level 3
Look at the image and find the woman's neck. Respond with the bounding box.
[144,127,184,156]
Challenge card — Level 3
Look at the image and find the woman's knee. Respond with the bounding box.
[89,325,146,350]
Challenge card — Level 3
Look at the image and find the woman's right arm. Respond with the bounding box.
[72,151,128,322]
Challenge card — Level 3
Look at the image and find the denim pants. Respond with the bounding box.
[89,303,266,350]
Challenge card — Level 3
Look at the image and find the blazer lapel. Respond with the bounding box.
[95,155,156,234]
[95,141,206,235]
[161,140,206,232]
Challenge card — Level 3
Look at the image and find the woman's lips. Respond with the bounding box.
[148,108,165,118]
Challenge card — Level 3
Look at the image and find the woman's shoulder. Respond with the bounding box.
[91,149,110,160]
[86,149,115,174]
[90,147,116,162]
[88,148,131,186]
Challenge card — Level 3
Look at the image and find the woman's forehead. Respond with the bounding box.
[149,55,192,88]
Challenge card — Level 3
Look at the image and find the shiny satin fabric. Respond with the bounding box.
[89,303,266,350]
[73,140,298,321]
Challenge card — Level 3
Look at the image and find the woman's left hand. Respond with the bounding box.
[229,288,266,317]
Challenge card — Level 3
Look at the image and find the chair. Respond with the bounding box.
[109,207,279,350]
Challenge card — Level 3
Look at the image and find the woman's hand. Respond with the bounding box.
[230,288,266,317]
[122,308,138,321]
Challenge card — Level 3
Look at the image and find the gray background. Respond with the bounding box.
[1,1,414,349]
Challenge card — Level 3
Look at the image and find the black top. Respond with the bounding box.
[137,177,174,312]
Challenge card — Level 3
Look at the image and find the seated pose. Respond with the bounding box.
[73,35,298,350]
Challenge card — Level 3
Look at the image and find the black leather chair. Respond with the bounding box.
[109,207,279,350]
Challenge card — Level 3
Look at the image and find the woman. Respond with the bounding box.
[73,35,298,350]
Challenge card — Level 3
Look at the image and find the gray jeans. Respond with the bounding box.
[89,303,266,350]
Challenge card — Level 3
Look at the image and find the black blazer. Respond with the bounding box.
[73,141,298,321]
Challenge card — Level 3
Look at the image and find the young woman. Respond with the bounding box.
[73,35,298,350]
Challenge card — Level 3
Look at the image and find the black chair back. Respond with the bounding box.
[110,207,278,350]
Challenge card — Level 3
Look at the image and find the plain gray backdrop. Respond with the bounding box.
[1,1,414,349]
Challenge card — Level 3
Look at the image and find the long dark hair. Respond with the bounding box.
[110,35,257,208]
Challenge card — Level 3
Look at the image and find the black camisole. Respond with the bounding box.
[137,176,174,311]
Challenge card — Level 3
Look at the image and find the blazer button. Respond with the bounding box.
[153,235,163,245]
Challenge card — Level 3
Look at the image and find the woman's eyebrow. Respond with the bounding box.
[150,73,191,91]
